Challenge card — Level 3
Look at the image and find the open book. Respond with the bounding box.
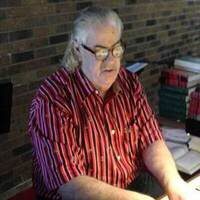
[175,150,200,175]
[189,135,200,153]
[162,127,200,175]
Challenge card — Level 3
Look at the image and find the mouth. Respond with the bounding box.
[103,69,115,72]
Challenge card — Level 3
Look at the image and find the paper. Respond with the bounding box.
[176,150,200,175]
[189,136,200,152]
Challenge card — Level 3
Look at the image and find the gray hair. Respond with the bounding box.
[61,6,124,72]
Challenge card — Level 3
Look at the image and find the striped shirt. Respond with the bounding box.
[28,66,163,199]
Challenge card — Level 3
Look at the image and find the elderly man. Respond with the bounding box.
[28,6,199,200]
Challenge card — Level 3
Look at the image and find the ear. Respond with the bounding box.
[73,40,82,62]
[73,39,80,53]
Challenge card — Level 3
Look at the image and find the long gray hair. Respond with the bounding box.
[61,6,124,72]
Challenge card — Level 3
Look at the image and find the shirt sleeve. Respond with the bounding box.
[134,76,163,154]
[29,97,86,192]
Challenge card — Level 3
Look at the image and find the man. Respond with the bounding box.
[28,6,199,200]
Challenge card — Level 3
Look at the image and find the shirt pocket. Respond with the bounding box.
[123,119,139,158]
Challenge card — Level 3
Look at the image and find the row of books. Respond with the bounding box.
[160,68,200,88]
[175,56,200,122]
[159,56,200,122]
[188,88,200,121]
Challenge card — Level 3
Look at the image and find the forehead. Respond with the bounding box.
[85,22,121,48]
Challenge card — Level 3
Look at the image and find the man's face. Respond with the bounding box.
[79,22,122,94]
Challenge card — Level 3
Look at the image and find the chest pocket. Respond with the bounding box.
[123,118,140,159]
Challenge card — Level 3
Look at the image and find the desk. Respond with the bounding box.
[158,173,200,200]
[158,116,185,129]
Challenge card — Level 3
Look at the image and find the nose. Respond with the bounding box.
[104,51,115,64]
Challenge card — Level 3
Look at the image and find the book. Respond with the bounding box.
[174,56,200,73]
[189,135,200,153]
[176,150,200,175]
[162,126,200,175]
[159,98,188,109]
[166,143,200,175]
[161,68,200,88]
[159,90,189,102]
[126,62,148,74]
[162,126,191,144]
[160,85,196,95]
[170,144,189,160]
[159,104,187,115]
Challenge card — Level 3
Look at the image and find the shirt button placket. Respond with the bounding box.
[111,129,115,135]
[116,155,121,161]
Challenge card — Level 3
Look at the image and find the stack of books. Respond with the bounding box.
[159,56,200,121]
[186,86,200,137]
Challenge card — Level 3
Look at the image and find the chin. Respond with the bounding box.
[102,82,115,90]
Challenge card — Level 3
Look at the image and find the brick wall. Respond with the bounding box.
[0,0,200,198]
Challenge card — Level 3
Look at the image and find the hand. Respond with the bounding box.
[166,178,200,200]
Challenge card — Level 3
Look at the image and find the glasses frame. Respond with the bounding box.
[81,40,125,61]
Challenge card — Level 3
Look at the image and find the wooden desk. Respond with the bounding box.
[158,116,185,129]
[158,173,200,200]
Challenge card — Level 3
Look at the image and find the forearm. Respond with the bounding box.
[58,175,155,200]
[143,140,182,192]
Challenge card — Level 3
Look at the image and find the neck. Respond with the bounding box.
[99,90,106,98]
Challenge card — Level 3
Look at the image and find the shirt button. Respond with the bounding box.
[111,129,115,135]
[116,155,121,161]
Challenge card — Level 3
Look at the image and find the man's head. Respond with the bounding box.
[62,6,124,94]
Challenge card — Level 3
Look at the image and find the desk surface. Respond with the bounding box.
[158,173,200,200]
[158,117,185,129]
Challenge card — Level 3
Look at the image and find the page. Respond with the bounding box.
[176,150,200,175]
[170,145,189,160]
[189,136,200,152]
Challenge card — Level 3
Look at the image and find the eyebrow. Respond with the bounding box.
[94,40,121,49]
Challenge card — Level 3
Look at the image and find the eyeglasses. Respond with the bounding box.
[81,40,125,61]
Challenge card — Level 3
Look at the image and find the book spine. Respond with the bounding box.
[160,85,188,95]
[161,69,188,88]
[175,59,200,72]
[159,91,189,102]
[159,98,188,108]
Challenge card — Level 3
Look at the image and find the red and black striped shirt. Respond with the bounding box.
[28,66,163,199]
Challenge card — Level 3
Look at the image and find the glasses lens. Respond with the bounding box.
[95,48,108,60]
[112,45,124,58]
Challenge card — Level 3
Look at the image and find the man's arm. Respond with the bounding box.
[58,175,155,200]
[143,140,181,192]
[143,140,200,200]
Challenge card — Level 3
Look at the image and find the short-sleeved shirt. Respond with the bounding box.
[28,66,163,199]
